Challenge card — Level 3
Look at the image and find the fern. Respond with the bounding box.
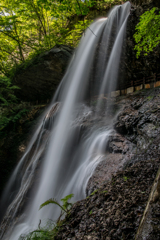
[0,108,28,131]
[39,198,67,213]
[19,229,55,240]
[61,193,74,212]
[20,194,74,240]
[39,194,74,213]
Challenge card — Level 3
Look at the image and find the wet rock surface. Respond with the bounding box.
[86,131,134,195]
[55,87,160,239]
[56,159,160,240]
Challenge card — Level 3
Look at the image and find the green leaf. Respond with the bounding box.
[39,198,63,211]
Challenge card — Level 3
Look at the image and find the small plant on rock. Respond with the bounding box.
[39,193,74,225]
[39,193,74,215]
[19,194,74,240]
[123,176,129,181]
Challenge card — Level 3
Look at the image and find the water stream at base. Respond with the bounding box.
[0,2,131,239]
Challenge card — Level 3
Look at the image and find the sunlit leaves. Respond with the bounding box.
[0,0,127,76]
[0,0,97,76]
[134,7,160,58]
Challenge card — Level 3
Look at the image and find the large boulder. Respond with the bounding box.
[13,45,74,103]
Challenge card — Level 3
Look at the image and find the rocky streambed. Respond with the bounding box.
[55,87,160,240]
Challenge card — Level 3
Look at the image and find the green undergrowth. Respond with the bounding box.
[0,102,44,136]
[0,75,28,133]
[19,221,58,240]
[0,73,46,135]
[0,101,45,194]
[19,194,74,240]
[0,104,29,133]
[87,189,99,199]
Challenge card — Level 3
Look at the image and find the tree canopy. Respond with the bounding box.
[0,0,126,77]
[134,7,160,58]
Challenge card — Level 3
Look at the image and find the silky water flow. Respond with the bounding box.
[0,2,131,239]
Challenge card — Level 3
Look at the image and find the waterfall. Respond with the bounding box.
[0,2,131,239]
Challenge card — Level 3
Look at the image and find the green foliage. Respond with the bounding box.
[123,176,129,181]
[102,190,108,194]
[20,194,74,240]
[147,95,153,101]
[134,7,160,58]
[0,75,28,131]
[0,0,127,76]
[89,210,93,215]
[19,220,56,240]
[0,0,95,75]
[90,189,98,196]
[0,105,29,131]
[0,75,19,106]
[19,229,54,240]
[39,198,66,212]
[61,193,74,212]
[39,193,74,213]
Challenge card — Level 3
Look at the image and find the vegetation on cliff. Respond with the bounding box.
[134,7,160,57]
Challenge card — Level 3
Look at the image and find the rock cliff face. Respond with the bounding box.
[87,87,160,193]
[118,1,160,90]
[55,87,160,240]
[13,45,74,103]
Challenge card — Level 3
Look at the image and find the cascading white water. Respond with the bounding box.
[0,2,131,239]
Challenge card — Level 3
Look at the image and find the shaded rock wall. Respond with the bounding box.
[131,0,160,8]
[117,1,160,91]
[13,45,74,103]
